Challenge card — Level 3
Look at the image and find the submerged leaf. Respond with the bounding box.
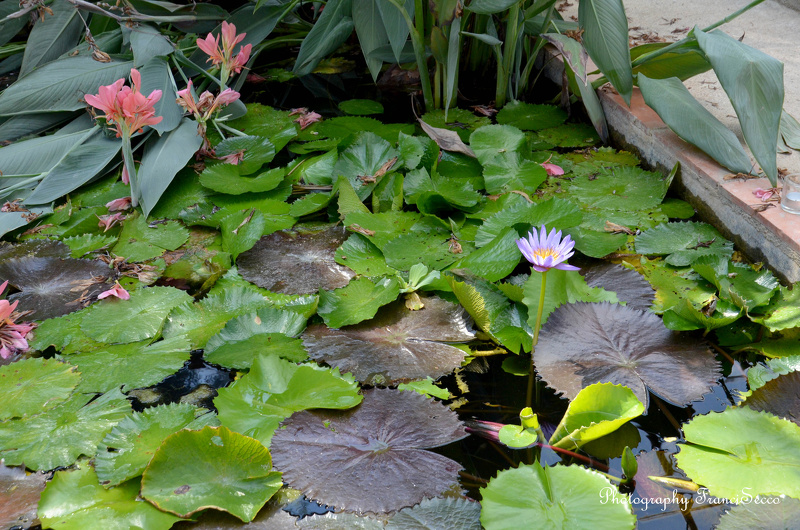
[386,497,481,529]
[302,296,474,385]
[271,388,467,514]
[534,302,720,408]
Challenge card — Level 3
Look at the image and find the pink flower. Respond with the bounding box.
[291,109,322,130]
[197,22,250,81]
[121,165,130,185]
[106,196,132,212]
[176,80,201,115]
[98,282,130,301]
[542,163,564,176]
[97,212,126,232]
[85,69,163,137]
[0,281,35,359]
[754,187,780,202]
[219,150,245,165]
[517,225,580,273]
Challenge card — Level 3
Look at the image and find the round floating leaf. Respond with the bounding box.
[215,353,362,446]
[635,222,733,267]
[80,286,192,344]
[0,388,131,471]
[744,371,800,426]
[39,464,182,530]
[386,497,481,529]
[676,407,800,500]
[480,463,635,529]
[296,512,383,529]
[200,165,285,195]
[496,101,568,131]
[63,233,117,258]
[96,403,218,487]
[0,358,79,420]
[317,276,400,328]
[339,99,384,115]
[112,213,189,262]
[214,135,276,174]
[271,388,467,514]
[0,239,69,260]
[534,122,599,147]
[581,262,655,312]
[750,285,800,331]
[0,256,110,320]
[534,302,720,408]
[302,296,474,385]
[141,426,282,522]
[0,461,47,530]
[568,165,669,211]
[716,496,800,530]
[237,225,355,295]
[332,132,397,200]
[335,233,397,277]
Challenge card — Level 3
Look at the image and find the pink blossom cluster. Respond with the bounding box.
[196,21,252,83]
[0,281,35,359]
[85,69,163,138]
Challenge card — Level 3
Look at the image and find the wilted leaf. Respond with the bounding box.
[534,302,720,407]
[271,388,467,514]
[417,119,476,158]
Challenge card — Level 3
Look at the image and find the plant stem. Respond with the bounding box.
[216,121,248,137]
[385,0,434,109]
[526,271,547,409]
[120,134,139,207]
[496,4,521,107]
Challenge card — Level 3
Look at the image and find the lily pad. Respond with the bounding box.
[213,135,276,174]
[27,306,103,354]
[335,233,397,277]
[534,122,600,147]
[716,496,800,530]
[63,233,117,258]
[0,462,47,530]
[580,262,655,312]
[0,255,111,320]
[635,222,733,267]
[339,99,384,115]
[333,132,397,200]
[302,296,474,385]
[0,388,131,470]
[0,358,80,420]
[534,302,720,408]
[215,353,362,446]
[271,388,467,514]
[200,165,285,195]
[386,497,481,529]
[676,406,800,500]
[0,239,69,260]
[141,426,282,522]
[112,213,190,262]
[496,101,568,131]
[480,462,635,529]
[750,285,800,331]
[39,465,183,530]
[317,276,401,328]
[237,225,355,294]
[744,371,800,426]
[96,403,218,487]
[568,165,669,211]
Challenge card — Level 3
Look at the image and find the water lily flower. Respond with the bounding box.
[0,281,35,359]
[196,21,251,85]
[98,282,130,301]
[517,225,580,273]
[106,196,132,212]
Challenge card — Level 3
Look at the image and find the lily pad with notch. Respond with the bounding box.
[496,101,568,131]
[534,302,720,408]
[302,296,474,385]
[743,371,800,426]
[635,221,733,267]
[580,261,655,312]
[271,388,468,514]
[567,165,670,211]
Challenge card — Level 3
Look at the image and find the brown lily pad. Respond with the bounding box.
[271,388,468,515]
[746,371,800,426]
[302,296,474,385]
[581,262,655,312]
[0,462,47,529]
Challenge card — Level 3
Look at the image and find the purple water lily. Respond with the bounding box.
[516,225,580,273]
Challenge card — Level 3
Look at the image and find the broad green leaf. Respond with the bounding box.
[376,0,412,63]
[339,99,384,115]
[293,0,354,76]
[466,0,519,14]
[549,383,645,449]
[214,135,276,174]
[746,356,800,393]
[333,131,397,200]
[0,207,53,238]
[498,424,538,449]
[567,164,670,211]
[782,111,800,150]
[219,208,266,259]
[0,111,77,143]
[297,148,337,185]
[481,463,636,529]
[19,0,83,77]
[129,23,174,66]
[535,120,600,148]
[750,285,800,331]
[0,358,79,420]
[39,465,182,530]
[337,176,371,219]
[80,286,192,344]
[635,221,733,267]
[141,426,282,521]
[469,124,526,166]
[215,353,362,446]
[0,0,28,48]
[96,403,218,487]
[522,269,619,327]
[0,388,131,470]
[639,256,715,314]
[496,101,568,131]
[716,497,800,530]
[112,212,190,262]
[335,233,397,276]
[631,41,711,81]
[0,127,102,176]
[677,406,800,500]
[578,0,632,104]
[475,196,582,247]
[691,256,779,313]
[453,227,520,282]
[694,28,783,186]
[28,306,102,354]
[383,231,466,271]
[0,57,134,115]
[638,74,751,174]
[138,118,204,216]
[69,336,191,393]
[448,275,510,338]
[318,276,401,328]
[353,0,389,81]
[397,377,451,399]
[423,108,490,143]
[138,56,182,134]
[62,233,117,257]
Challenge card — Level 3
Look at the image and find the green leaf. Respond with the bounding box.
[80,286,192,344]
[481,462,636,529]
[397,377,451,399]
[694,28,783,186]
[716,497,800,530]
[0,389,131,470]
[0,358,79,420]
[63,233,117,257]
[691,256,779,313]
[635,221,733,267]
[496,101,568,131]
[335,233,397,276]
[318,276,401,328]
[376,0,412,63]
[0,57,134,115]
[137,56,182,134]
[28,307,102,354]
[138,118,204,216]
[567,165,670,211]
[339,99,384,115]
[454,227,520,282]
[549,383,645,449]
[69,336,192,393]
[333,131,397,200]
[522,269,619,327]
[112,213,190,262]
[218,208,266,259]
[19,0,83,77]
[383,231,466,271]
[293,0,354,76]
[676,406,800,500]
[96,403,218,487]
[466,0,519,14]
[475,196,582,247]
[215,353,362,446]
[750,285,800,331]
[631,41,711,81]
[129,23,174,66]
[469,124,526,166]
[578,0,632,104]
[638,74,751,174]
[141,426,283,521]
[39,465,183,530]
[214,135,276,174]
[353,0,389,81]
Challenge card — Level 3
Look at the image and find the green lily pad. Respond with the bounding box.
[334,233,397,277]
[496,101,568,131]
[691,256,779,313]
[716,496,800,530]
[218,208,268,260]
[635,222,733,267]
[215,353,362,446]
[79,286,192,344]
[750,285,800,331]
[386,497,482,529]
[271,388,467,514]
[27,306,102,354]
[0,358,79,420]
[533,122,600,147]
[474,196,582,247]
[339,99,384,115]
[221,104,298,151]
[454,226,521,282]
[318,276,400,328]
[200,165,285,195]
[747,355,800,391]
[333,132,397,200]
[480,462,636,529]
[676,406,800,500]
[141,426,282,522]
[63,233,117,258]
[69,335,191,393]
[0,388,131,471]
[639,257,716,314]
[95,403,218,487]
[568,165,670,211]
[39,465,183,530]
[213,135,276,174]
[112,213,189,262]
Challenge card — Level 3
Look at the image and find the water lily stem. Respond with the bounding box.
[526,271,547,409]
